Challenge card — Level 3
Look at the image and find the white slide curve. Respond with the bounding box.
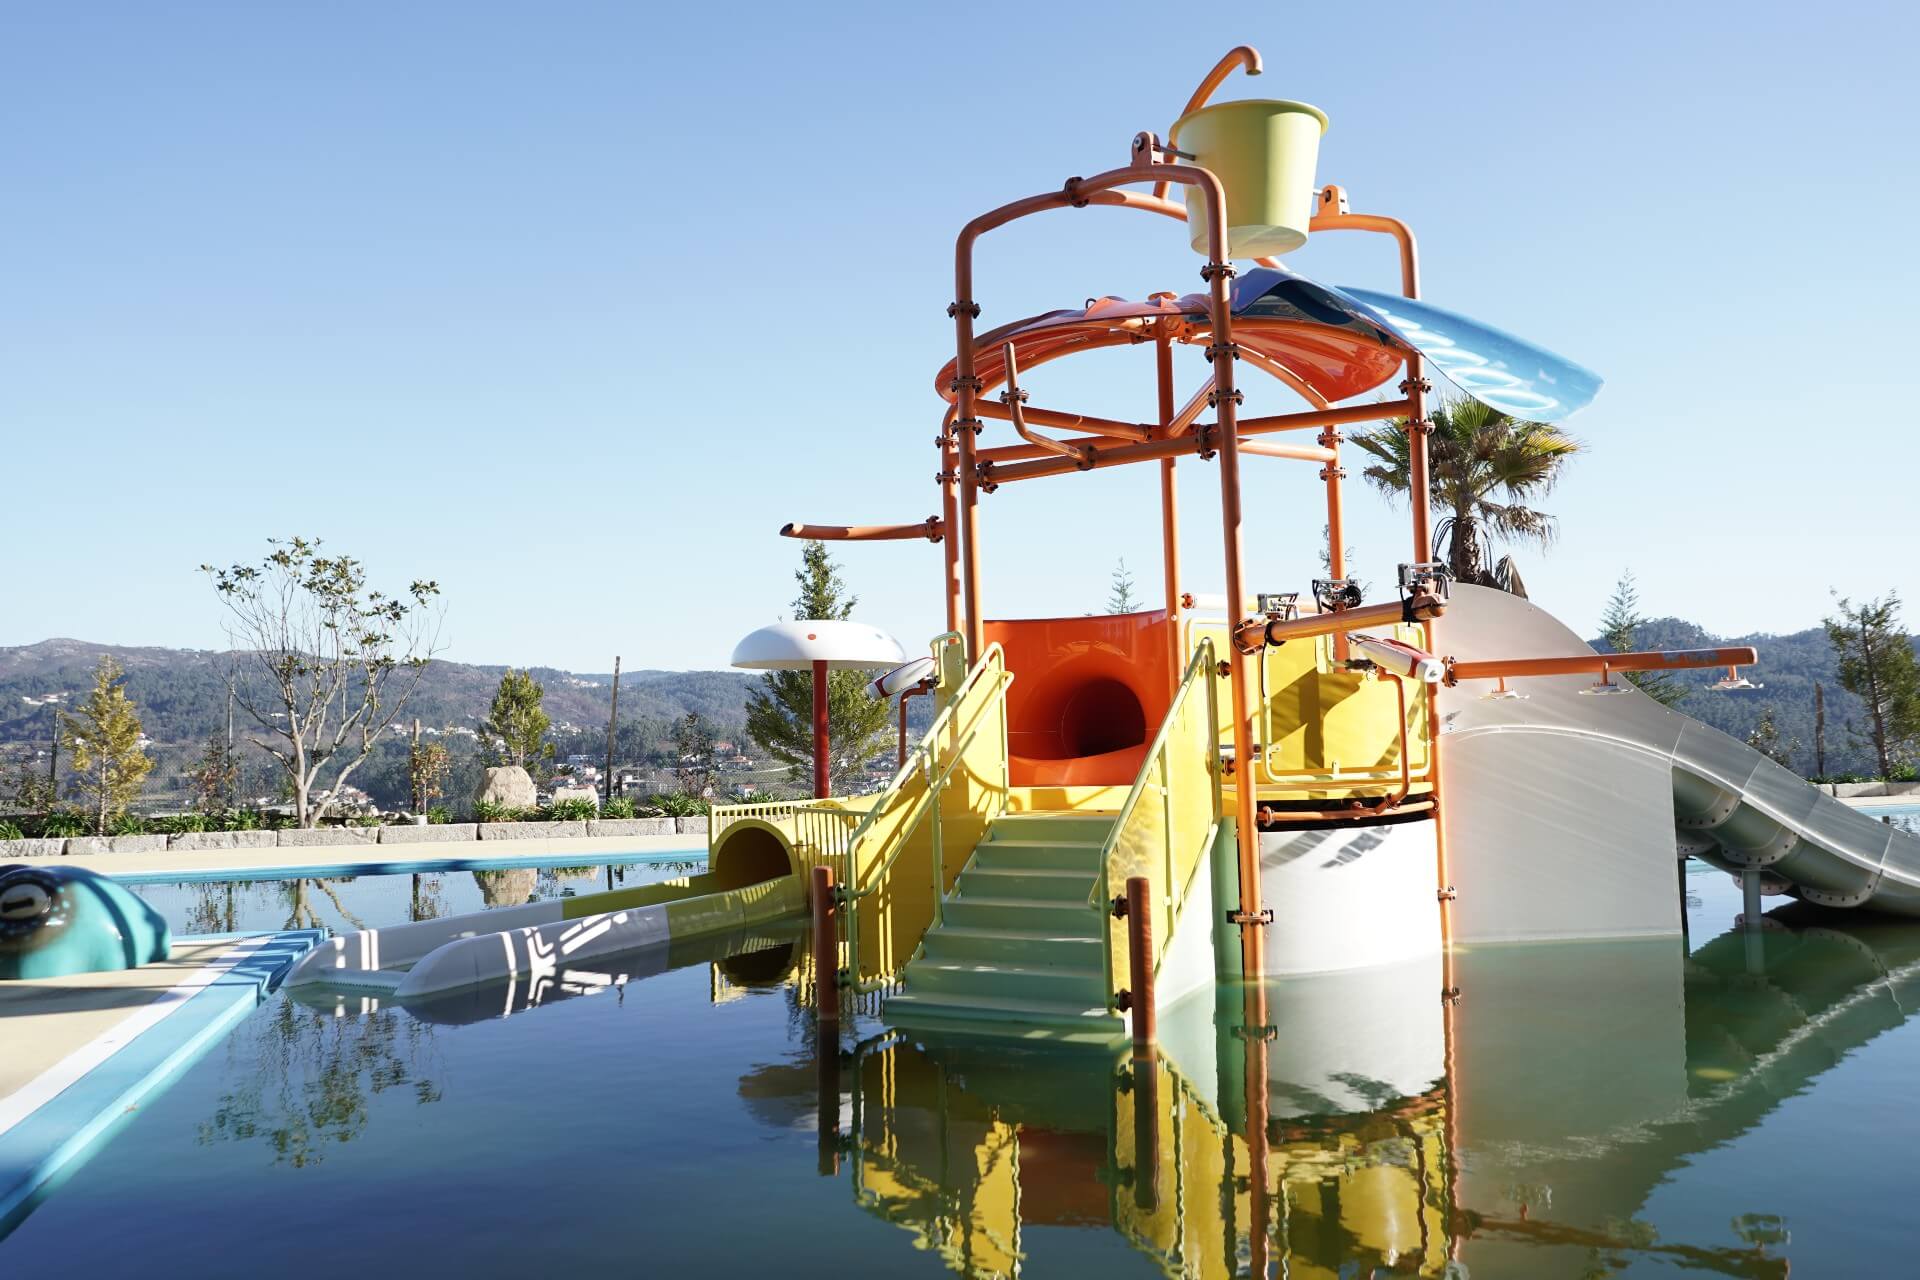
[1435,585,1920,935]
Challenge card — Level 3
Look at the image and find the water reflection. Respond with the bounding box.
[749,909,1920,1278]
[196,995,445,1169]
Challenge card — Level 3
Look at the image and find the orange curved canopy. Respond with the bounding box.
[935,288,1409,407]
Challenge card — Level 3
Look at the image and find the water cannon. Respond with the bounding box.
[871,656,937,700]
[1347,633,1445,683]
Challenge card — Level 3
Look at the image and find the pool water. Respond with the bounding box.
[5,864,1917,1277]
[125,855,707,936]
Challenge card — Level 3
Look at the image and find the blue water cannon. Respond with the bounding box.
[0,863,171,980]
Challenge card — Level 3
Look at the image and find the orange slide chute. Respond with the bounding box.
[984,611,1179,788]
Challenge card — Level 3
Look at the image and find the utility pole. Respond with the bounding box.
[603,656,622,803]
[1814,682,1827,779]
[226,683,238,807]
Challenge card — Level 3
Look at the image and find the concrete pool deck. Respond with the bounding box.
[56,833,703,883]
[0,929,323,1235]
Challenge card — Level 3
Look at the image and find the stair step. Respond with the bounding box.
[939,897,1103,936]
[921,926,1103,967]
[904,959,1107,1006]
[990,813,1117,844]
[956,865,1099,902]
[969,839,1106,871]
[885,989,1128,1048]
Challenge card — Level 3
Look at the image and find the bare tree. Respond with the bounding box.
[202,537,443,827]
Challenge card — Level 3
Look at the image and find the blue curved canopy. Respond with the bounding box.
[1230,265,1602,423]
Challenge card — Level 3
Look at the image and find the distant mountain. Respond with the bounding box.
[1595,617,1919,779]
[2,612,1913,808]
[0,639,755,749]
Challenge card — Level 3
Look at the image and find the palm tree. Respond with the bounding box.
[1347,397,1581,596]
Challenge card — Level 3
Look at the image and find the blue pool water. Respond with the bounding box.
[4,863,1918,1276]
[124,853,706,935]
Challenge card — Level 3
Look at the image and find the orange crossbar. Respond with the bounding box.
[780,520,944,543]
[1447,647,1758,684]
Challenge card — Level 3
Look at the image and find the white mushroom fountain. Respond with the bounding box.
[730,620,907,797]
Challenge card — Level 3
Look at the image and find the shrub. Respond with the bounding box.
[547,797,598,822]
[350,814,384,828]
[648,791,710,818]
[426,805,453,825]
[0,820,23,841]
[39,811,89,839]
[221,808,264,831]
[154,813,209,835]
[600,796,636,820]
[1890,763,1919,784]
[106,813,151,837]
[474,800,537,824]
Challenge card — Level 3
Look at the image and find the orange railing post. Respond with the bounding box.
[811,863,838,1026]
[1122,875,1156,1051]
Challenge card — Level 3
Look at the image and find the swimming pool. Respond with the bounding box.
[124,852,708,936]
[4,861,1915,1275]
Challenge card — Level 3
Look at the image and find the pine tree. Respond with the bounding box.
[60,655,154,835]
[1746,707,1797,768]
[1824,593,1920,779]
[1107,557,1139,614]
[743,542,893,795]
[1598,571,1686,707]
[482,669,554,774]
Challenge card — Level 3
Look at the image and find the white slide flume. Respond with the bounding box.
[1434,585,1920,939]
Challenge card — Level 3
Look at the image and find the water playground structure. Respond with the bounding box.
[278,47,1920,1053]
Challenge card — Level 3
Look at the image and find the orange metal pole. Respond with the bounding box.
[1448,646,1758,684]
[939,409,962,635]
[1156,336,1182,690]
[779,519,942,542]
[982,423,1338,487]
[1166,373,1216,437]
[1247,597,1443,650]
[1313,190,1454,958]
[1225,399,1418,436]
[975,398,1411,467]
[812,658,830,799]
[973,396,1154,442]
[1320,426,1346,581]
[1236,439,1338,464]
[950,160,1260,975]
[1152,45,1263,201]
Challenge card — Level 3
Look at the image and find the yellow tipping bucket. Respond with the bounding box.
[1171,98,1329,259]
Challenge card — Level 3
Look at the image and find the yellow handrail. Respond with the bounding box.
[1089,638,1223,1009]
[713,634,1012,992]
[838,641,1011,987]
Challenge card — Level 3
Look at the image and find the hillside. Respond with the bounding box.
[1603,617,1914,780]
[0,640,754,746]
[2,613,1913,812]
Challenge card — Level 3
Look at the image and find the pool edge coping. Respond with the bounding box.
[0,928,324,1239]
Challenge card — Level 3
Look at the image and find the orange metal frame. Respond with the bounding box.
[777,48,1456,997]
[765,49,1527,1262]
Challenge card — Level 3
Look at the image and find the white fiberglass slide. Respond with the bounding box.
[1434,585,1920,941]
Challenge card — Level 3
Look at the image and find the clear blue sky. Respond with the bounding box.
[4,1,1914,671]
